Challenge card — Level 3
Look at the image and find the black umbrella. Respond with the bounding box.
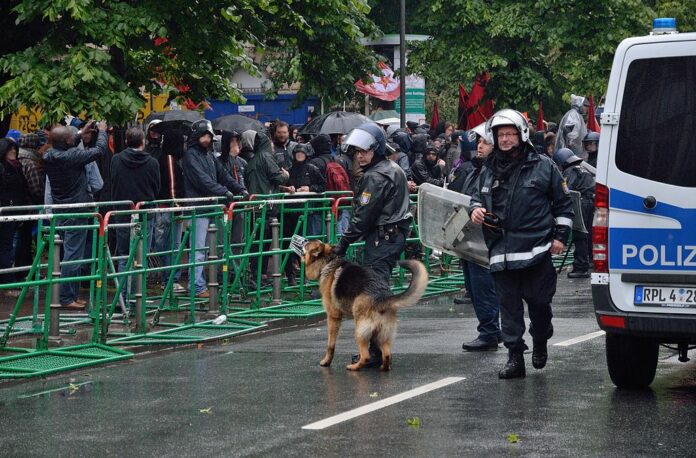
[299,111,375,135]
[211,114,263,133]
[144,111,204,134]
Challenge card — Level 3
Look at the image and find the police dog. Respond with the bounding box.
[302,240,428,371]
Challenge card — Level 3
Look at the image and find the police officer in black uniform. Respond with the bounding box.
[470,109,574,379]
[553,148,596,278]
[333,122,412,367]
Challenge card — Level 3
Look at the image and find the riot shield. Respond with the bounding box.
[417,183,489,267]
[569,190,587,233]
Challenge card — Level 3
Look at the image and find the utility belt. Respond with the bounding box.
[376,222,409,241]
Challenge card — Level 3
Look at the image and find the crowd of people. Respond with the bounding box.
[0,95,600,378]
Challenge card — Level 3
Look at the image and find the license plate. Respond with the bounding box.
[634,286,696,308]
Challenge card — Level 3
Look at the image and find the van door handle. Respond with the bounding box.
[643,195,657,209]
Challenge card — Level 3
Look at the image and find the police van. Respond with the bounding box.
[592,18,696,388]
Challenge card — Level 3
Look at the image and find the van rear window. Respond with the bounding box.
[616,56,696,187]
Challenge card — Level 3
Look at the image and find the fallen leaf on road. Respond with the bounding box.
[369,392,378,398]
[506,433,519,443]
[406,417,421,429]
[68,383,80,395]
[199,407,212,414]
[448,307,455,312]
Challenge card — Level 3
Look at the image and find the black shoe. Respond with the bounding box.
[567,270,590,279]
[462,337,499,352]
[498,350,526,379]
[453,297,471,305]
[532,340,548,369]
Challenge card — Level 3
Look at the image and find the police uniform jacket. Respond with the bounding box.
[469,148,574,272]
[339,158,412,246]
[562,163,595,201]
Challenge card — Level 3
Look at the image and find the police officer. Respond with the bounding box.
[582,132,600,168]
[470,109,574,379]
[333,122,412,367]
[553,148,595,278]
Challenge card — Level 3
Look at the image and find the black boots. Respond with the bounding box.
[462,337,499,352]
[499,349,526,379]
[532,340,548,369]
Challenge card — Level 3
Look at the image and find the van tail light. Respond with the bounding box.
[593,184,609,273]
[599,314,625,329]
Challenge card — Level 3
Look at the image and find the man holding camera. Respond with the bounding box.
[469,109,574,379]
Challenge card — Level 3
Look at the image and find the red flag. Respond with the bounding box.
[354,62,401,102]
[466,73,494,127]
[587,95,601,133]
[457,84,469,130]
[536,100,545,131]
[430,100,440,127]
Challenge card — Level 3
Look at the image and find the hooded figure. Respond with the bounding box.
[412,142,445,186]
[219,130,247,190]
[240,130,257,161]
[288,143,325,193]
[157,128,186,200]
[555,94,588,159]
[0,139,29,207]
[244,131,288,195]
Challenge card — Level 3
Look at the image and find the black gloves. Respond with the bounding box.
[332,238,349,257]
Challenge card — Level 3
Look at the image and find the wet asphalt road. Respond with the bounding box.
[1,277,696,457]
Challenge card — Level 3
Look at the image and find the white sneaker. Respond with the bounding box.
[172,283,186,294]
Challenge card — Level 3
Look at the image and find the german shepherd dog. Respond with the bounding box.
[302,240,428,371]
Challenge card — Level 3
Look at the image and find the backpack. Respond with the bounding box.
[322,156,351,192]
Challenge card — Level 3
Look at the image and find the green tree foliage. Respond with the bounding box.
[0,0,380,125]
[406,0,693,121]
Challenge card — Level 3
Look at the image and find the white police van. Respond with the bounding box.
[592,18,696,388]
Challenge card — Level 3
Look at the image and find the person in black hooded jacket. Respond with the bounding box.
[0,139,29,284]
[111,127,161,291]
[412,143,445,187]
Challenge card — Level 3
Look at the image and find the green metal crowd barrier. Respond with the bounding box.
[0,191,576,379]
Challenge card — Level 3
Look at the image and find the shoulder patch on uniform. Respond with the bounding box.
[561,178,570,194]
[359,192,371,205]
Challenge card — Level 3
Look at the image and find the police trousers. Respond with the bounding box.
[492,254,556,351]
[362,228,406,286]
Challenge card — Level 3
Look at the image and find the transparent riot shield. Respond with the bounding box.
[417,183,489,267]
[569,190,587,233]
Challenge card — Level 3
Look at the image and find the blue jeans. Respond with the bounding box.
[116,217,155,295]
[152,212,182,283]
[307,212,323,237]
[59,218,88,305]
[462,260,502,341]
[190,217,210,294]
[337,209,350,236]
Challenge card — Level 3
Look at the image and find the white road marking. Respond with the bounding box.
[302,376,465,430]
[553,330,606,347]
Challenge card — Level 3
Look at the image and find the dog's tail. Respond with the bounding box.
[386,260,428,309]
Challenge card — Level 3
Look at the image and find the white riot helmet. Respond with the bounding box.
[146,119,162,134]
[468,122,493,145]
[485,109,533,148]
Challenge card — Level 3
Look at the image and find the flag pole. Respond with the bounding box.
[399,0,406,129]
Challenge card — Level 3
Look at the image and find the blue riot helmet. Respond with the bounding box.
[343,122,386,156]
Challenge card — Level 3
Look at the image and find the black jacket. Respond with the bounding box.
[338,158,412,247]
[469,148,574,272]
[412,158,444,186]
[110,147,161,204]
[288,159,326,193]
[43,131,107,204]
[158,129,186,200]
[0,139,29,207]
[273,139,295,170]
[562,162,595,201]
[455,156,484,196]
[448,159,475,193]
[183,140,245,199]
[219,131,248,191]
